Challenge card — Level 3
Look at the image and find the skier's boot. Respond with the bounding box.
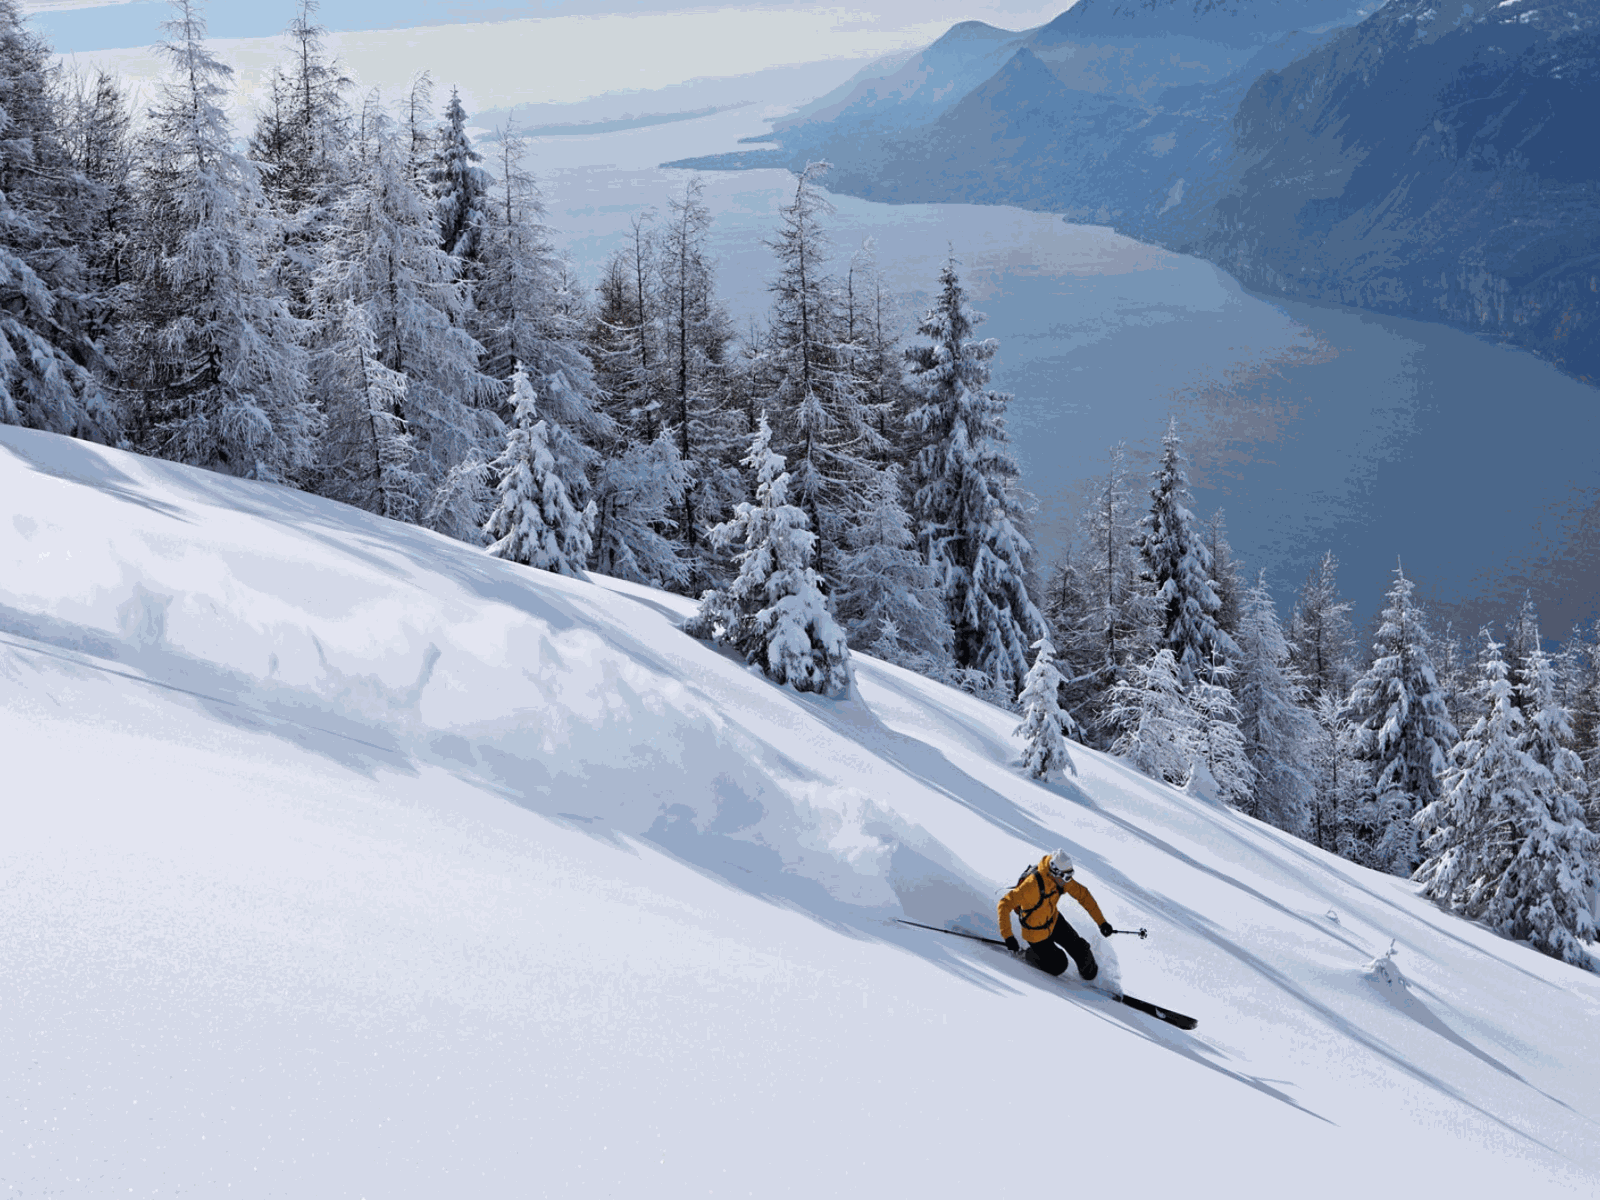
[1075,952,1099,982]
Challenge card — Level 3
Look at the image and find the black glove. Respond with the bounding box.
[1099,922,1114,938]
[1004,936,1020,953]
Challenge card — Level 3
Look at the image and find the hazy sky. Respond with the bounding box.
[32,1,1072,113]
[27,1,1071,52]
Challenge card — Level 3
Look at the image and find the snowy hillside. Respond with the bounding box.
[3,424,1598,1196]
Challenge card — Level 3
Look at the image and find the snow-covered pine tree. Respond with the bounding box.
[588,223,660,443]
[402,72,435,186]
[310,99,499,539]
[842,237,908,465]
[1288,550,1357,701]
[58,67,136,341]
[1288,549,1359,852]
[1341,563,1458,875]
[1189,663,1256,807]
[248,2,355,354]
[590,431,690,587]
[1202,509,1244,651]
[1015,637,1076,779]
[763,162,879,579]
[833,463,952,665]
[313,298,424,521]
[1508,627,1600,965]
[1235,572,1316,835]
[1432,621,1472,738]
[1417,631,1530,912]
[484,365,594,576]
[695,413,851,696]
[657,176,741,590]
[120,0,316,482]
[585,275,686,585]
[1138,419,1234,686]
[1417,629,1599,967]
[1075,441,1152,744]
[904,254,1045,698]
[248,2,351,243]
[1559,623,1600,830]
[1039,545,1096,730]
[472,117,607,520]
[0,2,117,442]
[1106,648,1194,788]
[431,87,490,264]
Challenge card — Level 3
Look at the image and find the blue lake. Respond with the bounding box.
[531,105,1600,636]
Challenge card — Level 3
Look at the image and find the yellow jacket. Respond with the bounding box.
[998,856,1107,944]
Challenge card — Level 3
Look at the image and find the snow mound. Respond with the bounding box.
[1362,939,1409,996]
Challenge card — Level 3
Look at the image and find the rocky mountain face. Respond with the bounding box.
[1208,0,1600,379]
[673,0,1600,381]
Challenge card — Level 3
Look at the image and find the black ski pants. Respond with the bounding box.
[1024,914,1098,981]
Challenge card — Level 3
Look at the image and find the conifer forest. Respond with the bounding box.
[6,0,1597,967]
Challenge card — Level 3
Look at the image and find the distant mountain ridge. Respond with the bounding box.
[673,0,1600,381]
[1046,0,1376,44]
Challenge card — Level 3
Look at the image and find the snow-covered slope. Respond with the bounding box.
[3,425,1598,1196]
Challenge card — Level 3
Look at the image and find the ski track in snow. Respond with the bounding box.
[3,425,1599,1196]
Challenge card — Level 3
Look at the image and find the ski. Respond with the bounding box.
[893,919,1199,1030]
[1113,993,1198,1030]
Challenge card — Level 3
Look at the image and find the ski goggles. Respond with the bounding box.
[1049,864,1074,882]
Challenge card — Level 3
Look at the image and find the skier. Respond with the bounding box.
[998,849,1114,981]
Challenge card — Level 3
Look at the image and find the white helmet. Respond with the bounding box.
[1048,849,1074,881]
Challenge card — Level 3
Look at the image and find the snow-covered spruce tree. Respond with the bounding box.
[309,99,499,539]
[58,67,136,344]
[1189,663,1256,806]
[1289,550,1357,701]
[1106,648,1195,788]
[833,463,952,665]
[1235,572,1316,835]
[0,2,118,442]
[472,117,607,513]
[1015,637,1076,779]
[1432,621,1473,739]
[1138,419,1235,686]
[591,211,662,442]
[315,298,424,521]
[590,431,690,587]
[248,0,352,320]
[1039,545,1097,728]
[1075,441,1153,744]
[763,162,879,579]
[657,176,742,590]
[431,87,490,264]
[693,413,851,696]
[484,365,594,576]
[1509,609,1600,960]
[904,254,1045,697]
[1340,563,1458,875]
[1288,549,1359,851]
[1417,630,1599,967]
[1202,508,1244,650]
[1560,623,1600,828]
[1417,632,1530,913]
[120,0,315,482]
[1509,644,1600,965]
[843,237,909,465]
[402,72,435,185]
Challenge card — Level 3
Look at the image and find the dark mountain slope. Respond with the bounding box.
[1204,0,1600,376]
[1050,0,1382,44]
[672,0,1600,381]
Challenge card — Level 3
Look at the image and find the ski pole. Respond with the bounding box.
[894,918,1008,946]
[1107,927,1149,939]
